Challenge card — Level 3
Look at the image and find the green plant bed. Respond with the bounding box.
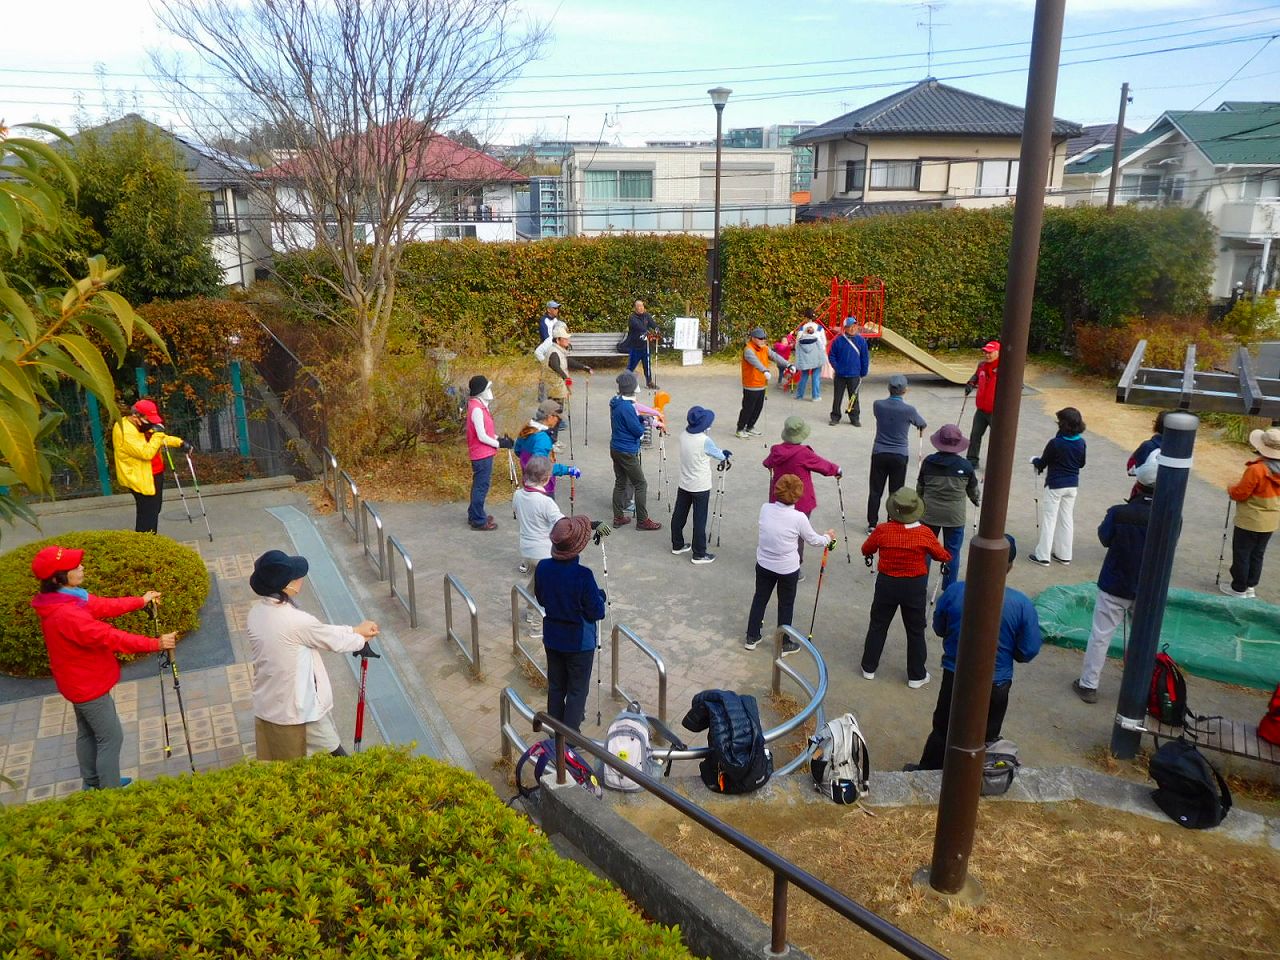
[0,749,696,959]
[0,531,209,678]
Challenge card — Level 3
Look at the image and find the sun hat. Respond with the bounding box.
[686,405,715,434]
[550,515,593,560]
[782,416,811,444]
[1249,427,1280,460]
[552,322,571,339]
[616,371,637,395]
[547,300,560,309]
[535,399,563,419]
[132,398,163,427]
[1134,458,1160,488]
[888,374,908,395]
[31,545,84,580]
[749,326,767,340]
[250,549,310,596]
[886,488,925,524]
[930,423,969,454]
[467,375,489,397]
[982,341,1000,353]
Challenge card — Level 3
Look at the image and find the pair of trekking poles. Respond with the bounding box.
[163,447,213,542]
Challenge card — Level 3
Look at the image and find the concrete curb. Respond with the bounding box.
[31,476,297,516]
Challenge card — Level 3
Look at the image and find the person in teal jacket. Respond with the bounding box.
[513,399,580,496]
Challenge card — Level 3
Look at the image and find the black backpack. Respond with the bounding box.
[1149,739,1232,829]
[683,690,773,795]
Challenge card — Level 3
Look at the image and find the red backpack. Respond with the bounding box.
[1148,647,1188,726]
[1259,684,1280,747]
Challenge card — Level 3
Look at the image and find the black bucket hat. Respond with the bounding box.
[250,550,310,596]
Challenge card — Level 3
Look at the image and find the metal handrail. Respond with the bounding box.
[386,536,417,628]
[500,685,537,763]
[532,711,947,960]
[510,584,546,681]
[610,624,668,731]
[360,501,385,580]
[339,469,359,540]
[321,447,339,505]
[444,573,481,675]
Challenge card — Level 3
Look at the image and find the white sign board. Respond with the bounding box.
[682,349,704,366]
[673,316,700,351]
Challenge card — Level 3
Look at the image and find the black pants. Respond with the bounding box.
[132,472,165,534]
[671,488,711,557]
[545,647,595,732]
[866,453,907,527]
[967,409,992,468]
[1230,526,1272,592]
[746,563,799,642]
[737,389,766,432]
[830,376,862,424]
[611,450,649,521]
[861,572,928,681]
[918,669,1011,770]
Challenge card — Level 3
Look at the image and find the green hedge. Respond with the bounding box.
[0,749,696,959]
[0,531,209,677]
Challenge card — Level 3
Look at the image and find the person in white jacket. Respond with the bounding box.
[246,550,379,760]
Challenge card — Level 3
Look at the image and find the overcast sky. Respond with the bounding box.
[2,0,1278,146]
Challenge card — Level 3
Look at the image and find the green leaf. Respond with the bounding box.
[0,285,38,343]
[81,309,129,365]
[35,411,64,444]
[0,357,36,409]
[32,347,104,404]
[0,190,20,255]
[98,291,135,344]
[52,334,116,407]
[5,135,77,194]
[130,311,170,359]
[0,402,42,490]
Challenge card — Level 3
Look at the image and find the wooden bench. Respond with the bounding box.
[1146,714,1280,766]
[568,332,628,359]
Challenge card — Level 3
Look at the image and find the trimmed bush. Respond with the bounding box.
[0,531,209,678]
[1074,314,1230,376]
[0,749,696,959]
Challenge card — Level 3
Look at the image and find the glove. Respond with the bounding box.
[764,371,772,383]
[565,377,573,388]
[566,466,582,479]
[498,435,515,449]
[964,384,974,396]
[180,442,194,455]
[864,555,874,568]
[836,469,843,478]
[720,449,733,460]
[591,521,612,544]
[828,539,838,551]
[352,642,381,659]
[583,366,593,375]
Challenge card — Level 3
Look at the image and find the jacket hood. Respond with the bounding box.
[31,591,81,616]
[609,395,635,409]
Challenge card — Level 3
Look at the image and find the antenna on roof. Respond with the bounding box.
[916,2,949,76]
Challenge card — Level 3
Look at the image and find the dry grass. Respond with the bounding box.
[1087,743,1280,811]
[636,800,1280,960]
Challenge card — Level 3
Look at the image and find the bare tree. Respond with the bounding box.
[152,0,545,391]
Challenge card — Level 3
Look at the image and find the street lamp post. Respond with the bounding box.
[708,86,731,353]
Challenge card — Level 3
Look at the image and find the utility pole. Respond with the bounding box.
[1105,82,1131,210]
[1110,413,1197,758]
[920,0,1067,900]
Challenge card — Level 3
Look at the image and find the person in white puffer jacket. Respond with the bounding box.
[793,321,828,402]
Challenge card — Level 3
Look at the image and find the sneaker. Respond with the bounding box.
[1219,582,1248,598]
[1028,553,1050,566]
[613,515,632,526]
[1072,679,1098,704]
[523,610,534,624]
[781,639,801,657]
[797,571,806,583]
[470,519,498,531]
[829,417,841,426]
[527,626,543,640]
[553,442,565,453]
[1051,554,1071,566]
[861,669,876,680]
[636,518,663,531]
[671,544,692,555]
[1245,587,1257,599]
[866,523,876,534]
[747,428,763,436]
[735,430,751,439]
[743,636,762,651]
[647,381,659,390]
[902,763,920,772]
[907,672,932,690]
[518,561,529,574]
[691,553,716,564]
[851,419,861,427]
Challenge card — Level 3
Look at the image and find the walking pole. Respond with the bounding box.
[596,531,613,728]
[957,390,969,426]
[917,428,924,463]
[806,542,834,642]
[153,605,195,773]
[185,452,213,542]
[663,431,671,515]
[565,384,575,463]
[713,460,730,548]
[584,377,590,448]
[1214,499,1233,587]
[835,474,852,563]
[148,602,171,758]
[163,447,193,525]
[1031,461,1041,531]
[352,642,380,753]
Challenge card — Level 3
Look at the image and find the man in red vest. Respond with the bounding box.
[964,341,1000,470]
[465,375,513,531]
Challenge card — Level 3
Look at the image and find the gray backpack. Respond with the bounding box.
[981,739,1020,796]
[601,701,685,791]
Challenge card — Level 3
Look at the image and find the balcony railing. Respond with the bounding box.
[1216,199,1280,237]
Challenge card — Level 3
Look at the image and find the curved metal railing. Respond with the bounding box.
[509,584,546,682]
[610,624,669,729]
[444,574,481,675]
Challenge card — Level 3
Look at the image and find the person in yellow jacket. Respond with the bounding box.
[112,399,187,534]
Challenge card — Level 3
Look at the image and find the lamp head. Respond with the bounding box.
[708,87,732,108]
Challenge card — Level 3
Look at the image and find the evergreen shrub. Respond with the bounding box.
[0,531,208,677]
[0,749,696,959]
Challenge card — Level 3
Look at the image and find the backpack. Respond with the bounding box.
[601,701,688,792]
[534,338,555,364]
[980,739,1020,796]
[683,690,773,795]
[808,712,871,804]
[514,738,602,800]
[1149,739,1232,829]
[1258,683,1280,747]
[1148,646,1189,726]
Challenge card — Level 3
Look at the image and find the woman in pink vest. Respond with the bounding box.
[466,375,514,530]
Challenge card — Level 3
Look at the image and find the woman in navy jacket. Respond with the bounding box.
[1029,407,1087,566]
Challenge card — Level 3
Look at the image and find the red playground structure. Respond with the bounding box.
[820,276,885,341]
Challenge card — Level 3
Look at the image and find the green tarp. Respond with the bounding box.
[1034,584,1280,692]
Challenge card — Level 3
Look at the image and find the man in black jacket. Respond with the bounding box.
[623,300,660,389]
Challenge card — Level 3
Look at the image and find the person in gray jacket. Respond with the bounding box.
[792,321,827,402]
[866,374,926,531]
[916,423,980,593]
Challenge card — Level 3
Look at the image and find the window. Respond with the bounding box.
[868,160,920,190]
[583,169,653,200]
[1241,174,1280,199]
[844,159,866,194]
[1120,173,1162,201]
[978,159,1019,196]
[208,193,233,234]
[1165,175,1186,202]
[436,224,477,240]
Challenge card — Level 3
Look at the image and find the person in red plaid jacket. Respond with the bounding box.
[859,488,950,688]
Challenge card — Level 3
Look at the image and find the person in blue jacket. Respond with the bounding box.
[535,515,607,732]
[1029,406,1086,566]
[609,371,661,530]
[912,535,1042,770]
[828,316,870,427]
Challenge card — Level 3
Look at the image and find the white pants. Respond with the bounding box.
[1035,484,1077,561]
[1079,589,1134,690]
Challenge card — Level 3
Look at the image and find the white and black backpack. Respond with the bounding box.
[601,701,686,792]
[808,712,871,804]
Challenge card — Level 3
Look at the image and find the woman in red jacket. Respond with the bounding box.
[30,545,176,790]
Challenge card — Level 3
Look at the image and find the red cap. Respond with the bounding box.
[31,545,84,580]
[132,399,163,426]
[982,341,1000,353]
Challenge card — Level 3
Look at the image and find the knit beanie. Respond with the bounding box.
[550,515,593,559]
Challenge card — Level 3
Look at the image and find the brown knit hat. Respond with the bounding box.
[550,515,593,559]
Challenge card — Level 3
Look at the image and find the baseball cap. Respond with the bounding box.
[982,341,1000,353]
[32,545,84,580]
[547,300,560,309]
[132,398,163,426]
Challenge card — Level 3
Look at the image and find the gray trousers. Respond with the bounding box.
[73,692,124,789]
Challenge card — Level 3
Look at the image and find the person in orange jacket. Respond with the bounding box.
[31,544,177,789]
[1222,427,1280,598]
[736,326,793,439]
